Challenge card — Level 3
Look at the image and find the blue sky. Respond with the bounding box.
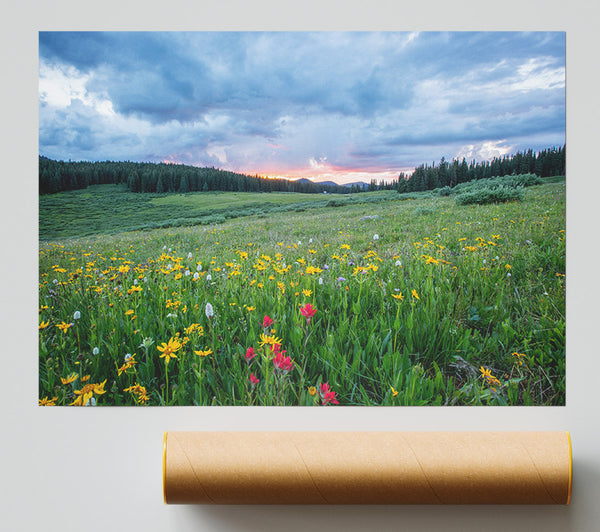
[38,31,565,184]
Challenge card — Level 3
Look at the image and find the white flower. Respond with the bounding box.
[483,259,486,265]
[319,277,323,285]
[73,311,81,320]
[206,274,212,281]
[53,279,59,285]
[373,234,379,241]
[507,272,512,278]
[134,279,138,285]
[187,252,193,259]
[124,353,132,361]
[92,347,99,356]
[395,260,402,267]
[205,303,214,318]
[143,277,148,283]
[197,263,202,271]
[193,272,200,280]
[309,238,313,243]
[167,264,172,270]
[85,397,96,406]
[163,245,167,250]
[166,313,177,318]
[184,270,190,276]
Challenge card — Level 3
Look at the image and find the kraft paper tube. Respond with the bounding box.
[163,431,572,505]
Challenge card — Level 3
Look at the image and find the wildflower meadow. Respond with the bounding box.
[39,180,565,406]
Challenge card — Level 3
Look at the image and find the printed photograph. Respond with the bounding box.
[38,31,565,406]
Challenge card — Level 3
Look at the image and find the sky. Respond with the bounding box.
[38,31,565,185]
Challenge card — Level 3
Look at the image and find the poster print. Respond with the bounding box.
[38,32,565,406]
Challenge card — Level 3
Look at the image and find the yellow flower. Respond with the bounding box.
[411,289,420,300]
[61,372,78,385]
[258,333,283,349]
[479,366,501,386]
[391,293,404,301]
[184,323,204,336]
[246,306,256,312]
[302,289,313,297]
[157,337,182,364]
[194,348,213,357]
[39,396,58,406]
[391,386,399,397]
[479,366,492,379]
[71,380,107,406]
[117,356,136,376]
[125,309,134,315]
[505,264,512,270]
[56,321,73,333]
[124,383,149,404]
[308,386,317,396]
[511,352,526,366]
[39,320,50,330]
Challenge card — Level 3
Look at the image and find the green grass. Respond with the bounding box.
[40,185,409,240]
[38,181,565,406]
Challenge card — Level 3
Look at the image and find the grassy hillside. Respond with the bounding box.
[38,180,566,406]
[39,185,401,240]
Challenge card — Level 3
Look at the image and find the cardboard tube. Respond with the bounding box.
[163,431,572,505]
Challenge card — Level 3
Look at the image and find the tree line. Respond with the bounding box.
[397,145,565,193]
[38,157,359,195]
[39,144,565,196]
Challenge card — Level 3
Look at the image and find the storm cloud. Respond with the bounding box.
[39,31,565,184]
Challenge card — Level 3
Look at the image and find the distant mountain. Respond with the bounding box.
[343,181,369,189]
[298,178,368,188]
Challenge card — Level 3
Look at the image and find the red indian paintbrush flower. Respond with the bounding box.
[299,303,317,324]
[250,372,260,386]
[262,315,274,328]
[273,352,294,373]
[244,347,256,363]
[319,382,339,405]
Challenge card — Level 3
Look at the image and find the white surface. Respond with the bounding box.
[2,1,599,531]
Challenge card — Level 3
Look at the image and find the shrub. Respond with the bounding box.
[438,186,452,197]
[455,186,524,205]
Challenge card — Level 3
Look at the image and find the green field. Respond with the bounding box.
[39,185,392,240]
[38,180,566,406]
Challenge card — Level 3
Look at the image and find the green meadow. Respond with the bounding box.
[38,179,566,406]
